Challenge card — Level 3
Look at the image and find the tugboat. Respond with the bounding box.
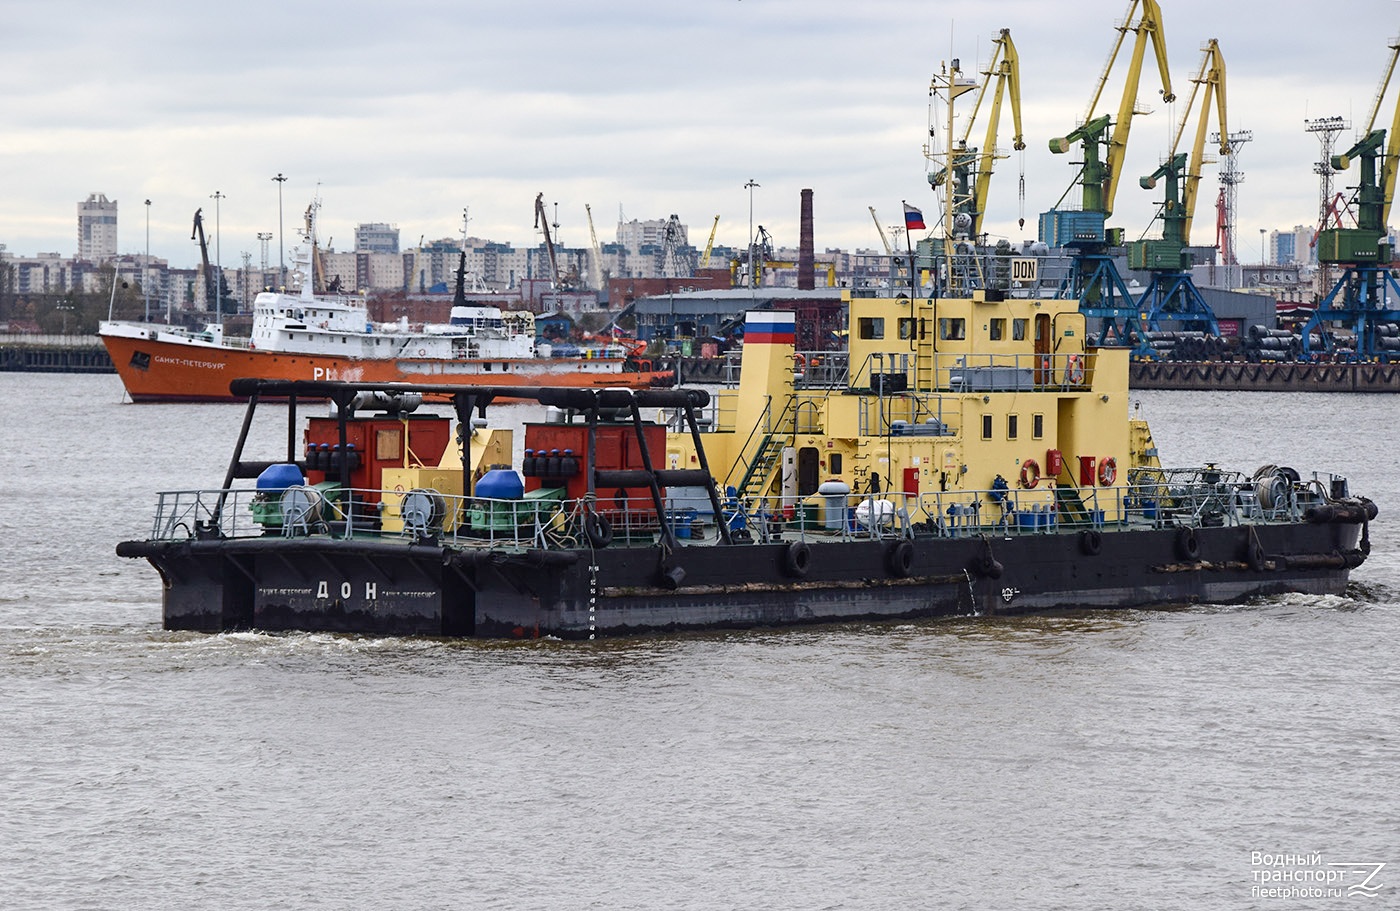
[116,293,1375,638]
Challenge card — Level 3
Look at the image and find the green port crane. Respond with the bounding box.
[1301,35,1400,361]
[1041,0,1174,347]
[1132,38,1229,335]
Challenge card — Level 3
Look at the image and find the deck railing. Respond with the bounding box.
[143,464,1332,551]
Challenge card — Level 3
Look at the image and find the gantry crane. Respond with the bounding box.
[1132,38,1229,335]
[1041,0,1173,346]
[659,214,692,279]
[927,28,1025,240]
[1301,34,1400,361]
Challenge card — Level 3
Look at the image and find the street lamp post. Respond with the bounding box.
[211,191,225,314]
[1260,228,1267,266]
[144,199,151,322]
[744,178,760,288]
[273,173,287,287]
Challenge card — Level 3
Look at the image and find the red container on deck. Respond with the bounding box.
[303,415,453,501]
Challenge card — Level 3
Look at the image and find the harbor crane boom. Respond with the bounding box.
[1363,36,1400,229]
[585,203,605,291]
[1041,0,1174,349]
[533,192,562,288]
[1049,0,1174,220]
[868,206,893,255]
[700,215,720,268]
[1161,38,1230,247]
[190,208,217,308]
[928,28,1025,238]
[1130,39,1229,336]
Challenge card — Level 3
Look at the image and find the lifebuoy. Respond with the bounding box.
[1098,456,1117,487]
[886,540,914,577]
[783,541,811,577]
[793,353,806,369]
[583,512,613,549]
[1019,458,1041,489]
[1066,354,1085,385]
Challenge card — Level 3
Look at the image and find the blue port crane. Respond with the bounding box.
[1300,35,1400,361]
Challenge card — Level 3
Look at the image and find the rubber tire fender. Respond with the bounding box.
[583,512,613,549]
[782,541,812,578]
[970,552,1004,579]
[1176,526,1201,562]
[886,540,914,578]
[1079,529,1103,556]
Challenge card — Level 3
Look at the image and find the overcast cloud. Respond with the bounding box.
[2,0,1397,268]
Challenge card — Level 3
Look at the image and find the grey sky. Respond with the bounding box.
[2,0,1397,269]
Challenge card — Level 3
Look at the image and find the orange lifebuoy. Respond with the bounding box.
[1098,456,1117,486]
[1019,458,1041,489]
[1066,354,1085,385]
[794,354,806,369]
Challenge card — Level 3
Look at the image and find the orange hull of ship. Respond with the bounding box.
[102,335,671,402]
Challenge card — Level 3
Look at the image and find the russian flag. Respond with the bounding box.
[744,310,795,345]
[904,203,926,231]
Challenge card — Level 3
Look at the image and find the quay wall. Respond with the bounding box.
[0,334,113,373]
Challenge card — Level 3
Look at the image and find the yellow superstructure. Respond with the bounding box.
[670,293,1155,530]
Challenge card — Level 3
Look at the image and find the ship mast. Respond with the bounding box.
[927,58,980,296]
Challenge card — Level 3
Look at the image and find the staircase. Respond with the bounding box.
[735,435,786,501]
[1053,484,1093,527]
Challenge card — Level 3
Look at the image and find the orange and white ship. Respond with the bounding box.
[100,236,669,402]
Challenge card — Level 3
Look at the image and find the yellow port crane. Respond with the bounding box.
[700,215,720,268]
[1042,0,1174,347]
[927,28,1025,238]
[1133,39,1229,263]
[1048,0,1174,223]
[1132,39,1229,335]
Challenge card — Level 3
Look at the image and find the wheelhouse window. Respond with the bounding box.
[1007,414,1018,440]
[1033,413,1044,439]
[1013,318,1028,340]
[939,318,966,341]
[981,414,993,440]
[858,317,885,340]
[989,318,1005,341]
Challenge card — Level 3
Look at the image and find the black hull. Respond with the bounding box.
[118,520,1366,639]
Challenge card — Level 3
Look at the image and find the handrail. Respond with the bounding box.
[141,464,1338,553]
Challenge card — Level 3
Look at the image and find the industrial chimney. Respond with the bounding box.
[797,188,815,291]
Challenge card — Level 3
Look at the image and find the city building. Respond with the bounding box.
[354,223,400,254]
[78,193,118,263]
